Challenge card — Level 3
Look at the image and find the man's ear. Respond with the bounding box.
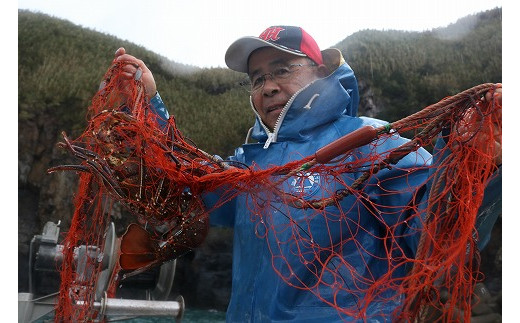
[316,64,331,78]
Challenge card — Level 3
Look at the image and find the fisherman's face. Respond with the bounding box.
[248,47,323,131]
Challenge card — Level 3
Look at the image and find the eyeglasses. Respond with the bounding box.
[240,63,317,94]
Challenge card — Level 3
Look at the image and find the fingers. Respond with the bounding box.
[112,48,157,97]
[115,47,126,58]
[116,54,142,67]
[115,53,143,79]
[457,106,502,165]
[452,84,502,166]
[113,48,150,75]
[485,84,502,103]
[486,88,502,102]
[484,85,502,130]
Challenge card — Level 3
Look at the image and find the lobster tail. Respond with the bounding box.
[119,223,159,270]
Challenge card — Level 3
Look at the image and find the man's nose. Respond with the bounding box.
[262,76,280,96]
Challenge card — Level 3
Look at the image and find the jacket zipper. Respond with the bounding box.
[250,81,317,149]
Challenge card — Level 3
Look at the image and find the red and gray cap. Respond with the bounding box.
[225,26,323,73]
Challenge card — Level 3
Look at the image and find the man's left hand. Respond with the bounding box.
[455,84,502,166]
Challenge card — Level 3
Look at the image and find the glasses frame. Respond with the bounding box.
[240,62,317,94]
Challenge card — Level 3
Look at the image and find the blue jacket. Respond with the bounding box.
[150,49,499,322]
[202,50,431,322]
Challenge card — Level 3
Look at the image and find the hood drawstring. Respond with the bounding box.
[245,127,254,144]
[303,94,319,110]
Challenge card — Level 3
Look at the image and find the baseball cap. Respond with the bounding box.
[225,26,324,73]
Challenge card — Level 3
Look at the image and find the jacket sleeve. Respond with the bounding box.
[203,188,237,227]
[149,92,170,129]
[204,155,240,228]
[430,132,502,251]
[474,166,501,250]
[150,93,238,227]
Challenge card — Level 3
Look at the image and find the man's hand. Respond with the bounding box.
[455,84,502,166]
[114,47,157,98]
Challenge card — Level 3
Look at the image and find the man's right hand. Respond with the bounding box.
[114,47,158,98]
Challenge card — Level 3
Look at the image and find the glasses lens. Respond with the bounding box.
[239,79,253,92]
[251,76,265,92]
[272,66,292,80]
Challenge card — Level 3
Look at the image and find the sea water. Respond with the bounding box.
[33,308,226,322]
[125,308,226,322]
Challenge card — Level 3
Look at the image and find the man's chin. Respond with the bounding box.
[265,110,283,128]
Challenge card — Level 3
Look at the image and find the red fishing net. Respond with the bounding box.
[48,61,501,322]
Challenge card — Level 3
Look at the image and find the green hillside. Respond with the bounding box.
[335,8,501,121]
[18,10,252,156]
[18,8,501,155]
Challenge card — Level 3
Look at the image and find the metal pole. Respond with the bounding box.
[77,296,185,319]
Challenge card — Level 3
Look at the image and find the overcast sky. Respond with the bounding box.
[18,0,503,68]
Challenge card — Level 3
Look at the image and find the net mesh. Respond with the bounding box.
[48,61,501,322]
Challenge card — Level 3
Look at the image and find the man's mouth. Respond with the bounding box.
[266,104,284,114]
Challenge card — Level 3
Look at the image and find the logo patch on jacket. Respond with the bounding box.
[288,172,321,197]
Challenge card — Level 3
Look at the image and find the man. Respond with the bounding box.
[115,26,501,322]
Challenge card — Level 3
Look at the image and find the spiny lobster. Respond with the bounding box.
[48,62,225,276]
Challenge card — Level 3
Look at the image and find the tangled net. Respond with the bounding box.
[48,60,501,322]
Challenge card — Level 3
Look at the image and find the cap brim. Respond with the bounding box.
[225,36,307,73]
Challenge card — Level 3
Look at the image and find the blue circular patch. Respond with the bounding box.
[288,172,321,198]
